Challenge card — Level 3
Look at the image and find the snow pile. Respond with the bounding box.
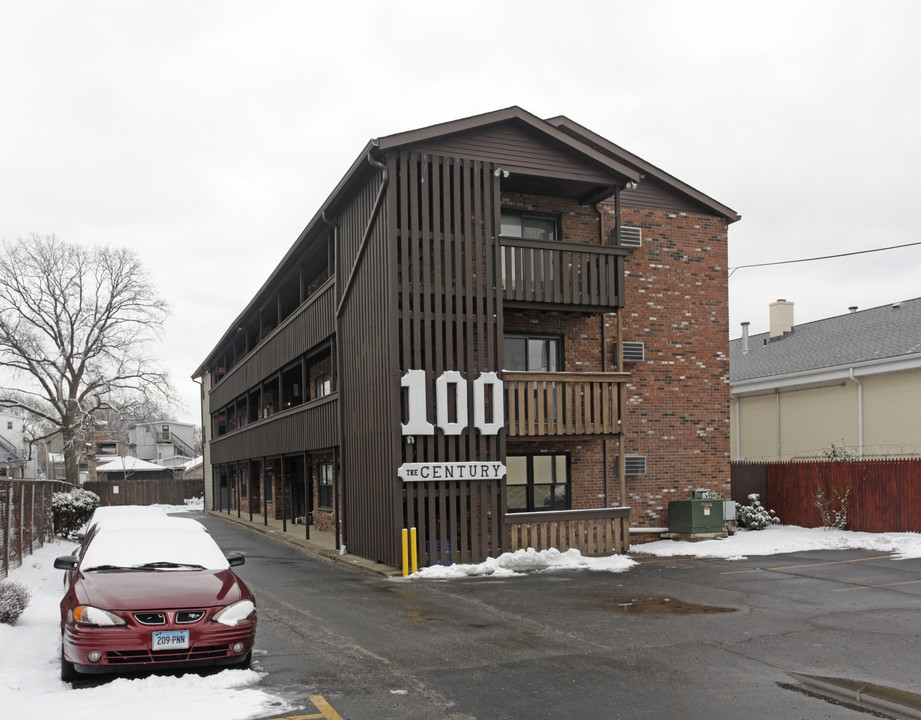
[406,525,921,579]
[0,540,289,720]
[632,525,921,560]
[407,547,637,580]
[152,497,204,513]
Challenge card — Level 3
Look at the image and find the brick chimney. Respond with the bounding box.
[769,299,794,338]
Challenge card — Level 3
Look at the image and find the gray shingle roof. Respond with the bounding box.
[730,298,921,382]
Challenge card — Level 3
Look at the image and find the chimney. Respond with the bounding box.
[769,299,794,338]
[741,322,750,353]
[849,306,858,313]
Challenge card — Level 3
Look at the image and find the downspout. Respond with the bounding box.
[775,389,782,460]
[322,210,342,552]
[596,202,609,507]
[734,396,741,460]
[849,368,864,457]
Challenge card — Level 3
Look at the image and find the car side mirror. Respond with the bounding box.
[71,531,85,542]
[54,556,78,571]
[225,551,245,567]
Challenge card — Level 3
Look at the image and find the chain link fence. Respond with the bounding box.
[1,479,74,578]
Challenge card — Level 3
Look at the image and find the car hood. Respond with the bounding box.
[75,569,247,610]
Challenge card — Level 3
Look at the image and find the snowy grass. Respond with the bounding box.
[0,539,289,720]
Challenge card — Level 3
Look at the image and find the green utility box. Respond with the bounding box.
[668,498,725,534]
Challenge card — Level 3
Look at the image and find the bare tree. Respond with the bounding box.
[0,234,175,484]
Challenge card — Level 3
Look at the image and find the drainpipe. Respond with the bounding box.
[849,368,864,457]
[775,389,782,460]
[734,396,741,460]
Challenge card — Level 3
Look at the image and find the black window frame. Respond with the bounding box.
[505,453,571,513]
[318,462,333,509]
[503,333,562,372]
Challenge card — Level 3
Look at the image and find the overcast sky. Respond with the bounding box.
[2,1,919,423]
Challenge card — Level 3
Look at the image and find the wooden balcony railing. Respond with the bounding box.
[505,507,631,556]
[499,238,628,310]
[504,372,629,437]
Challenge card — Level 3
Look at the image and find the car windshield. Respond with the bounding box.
[80,519,230,571]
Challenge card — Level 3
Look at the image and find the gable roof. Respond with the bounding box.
[546,115,740,223]
[730,298,921,386]
[195,106,737,377]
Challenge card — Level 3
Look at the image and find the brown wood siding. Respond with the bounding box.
[210,396,338,464]
[388,150,507,568]
[619,177,704,216]
[412,124,613,184]
[210,280,335,409]
[337,167,398,564]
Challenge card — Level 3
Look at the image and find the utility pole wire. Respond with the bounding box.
[728,240,921,277]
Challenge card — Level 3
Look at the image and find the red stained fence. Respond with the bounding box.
[1,479,74,578]
[731,459,921,533]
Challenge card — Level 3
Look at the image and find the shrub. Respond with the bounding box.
[0,580,31,625]
[813,484,851,530]
[52,487,100,537]
[736,493,781,531]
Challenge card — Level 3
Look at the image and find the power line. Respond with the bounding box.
[728,240,921,277]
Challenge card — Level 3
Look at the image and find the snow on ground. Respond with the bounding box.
[406,525,921,580]
[632,524,921,560]
[0,538,289,720]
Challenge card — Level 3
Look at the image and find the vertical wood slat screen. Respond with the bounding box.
[395,151,506,566]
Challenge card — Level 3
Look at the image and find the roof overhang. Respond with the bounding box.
[730,353,921,397]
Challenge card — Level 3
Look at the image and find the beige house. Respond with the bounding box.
[730,298,921,460]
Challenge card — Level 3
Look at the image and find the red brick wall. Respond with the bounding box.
[614,206,731,526]
[501,194,731,529]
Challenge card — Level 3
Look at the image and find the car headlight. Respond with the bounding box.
[212,599,255,627]
[72,605,127,627]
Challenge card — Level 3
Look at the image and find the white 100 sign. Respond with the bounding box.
[401,369,504,436]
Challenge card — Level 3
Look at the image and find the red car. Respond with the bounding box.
[54,517,256,682]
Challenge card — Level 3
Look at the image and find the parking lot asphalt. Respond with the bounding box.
[199,512,921,719]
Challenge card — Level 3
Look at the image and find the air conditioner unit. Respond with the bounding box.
[618,225,642,248]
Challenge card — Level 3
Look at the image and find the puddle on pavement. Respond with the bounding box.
[608,596,735,614]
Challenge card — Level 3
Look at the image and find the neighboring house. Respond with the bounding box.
[0,410,33,478]
[194,106,739,566]
[95,456,174,482]
[129,420,196,466]
[730,298,921,460]
[183,455,204,481]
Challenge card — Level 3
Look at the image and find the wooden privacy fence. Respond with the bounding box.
[2,479,73,578]
[83,478,204,507]
[505,507,630,556]
[731,459,921,533]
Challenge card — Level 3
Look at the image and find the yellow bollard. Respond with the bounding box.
[401,528,409,576]
[410,527,418,574]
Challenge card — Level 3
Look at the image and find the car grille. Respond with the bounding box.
[134,612,166,625]
[132,610,206,625]
[105,645,230,665]
[177,610,206,623]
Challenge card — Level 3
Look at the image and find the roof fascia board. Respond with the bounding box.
[546,115,740,223]
[730,353,921,396]
[194,141,376,377]
[376,106,641,184]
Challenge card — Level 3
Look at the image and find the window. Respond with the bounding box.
[240,467,248,499]
[504,335,560,372]
[501,211,558,242]
[318,463,333,508]
[506,454,570,513]
[160,424,170,441]
[500,210,559,293]
[315,373,331,399]
[6,421,12,430]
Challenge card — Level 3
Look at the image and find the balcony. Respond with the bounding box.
[504,371,629,438]
[500,238,628,312]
